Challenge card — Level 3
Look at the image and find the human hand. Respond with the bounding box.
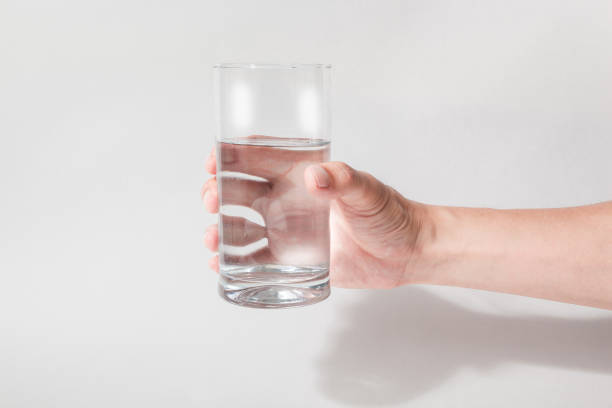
[201,146,432,289]
[203,140,330,269]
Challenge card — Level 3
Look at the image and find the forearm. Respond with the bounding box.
[412,202,612,309]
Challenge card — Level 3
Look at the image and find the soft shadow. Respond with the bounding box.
[316,287,612,405]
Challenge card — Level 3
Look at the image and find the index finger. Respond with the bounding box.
[219,137,328,180]
[205,147,216,175]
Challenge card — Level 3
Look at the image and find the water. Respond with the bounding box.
[216,136,331,308]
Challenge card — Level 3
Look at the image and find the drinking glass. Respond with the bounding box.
[213,63,332,308]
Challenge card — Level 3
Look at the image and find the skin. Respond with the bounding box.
[202,148,612,309]
[209,140,331,268]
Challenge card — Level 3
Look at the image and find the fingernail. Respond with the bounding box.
[311,165,330,188]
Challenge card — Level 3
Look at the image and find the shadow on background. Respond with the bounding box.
[316,287,612,405]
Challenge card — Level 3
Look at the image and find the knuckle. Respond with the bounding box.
[201,177,217,196]
[333,162,357,186]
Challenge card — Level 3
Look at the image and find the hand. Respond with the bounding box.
[201,147,431,289]
[204,141,331,267]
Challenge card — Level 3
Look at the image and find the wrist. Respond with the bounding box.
[402,203,464,286]
[410,204,511,288]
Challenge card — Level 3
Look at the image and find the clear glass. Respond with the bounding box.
[213,63,332,308]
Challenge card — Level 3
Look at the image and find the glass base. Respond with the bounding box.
[218,267,330,309]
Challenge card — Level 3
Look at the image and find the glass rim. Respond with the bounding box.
[213,63,332,70]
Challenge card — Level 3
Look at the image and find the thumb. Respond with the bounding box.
[304,162,389,214]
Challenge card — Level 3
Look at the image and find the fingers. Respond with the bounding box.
[203,217,266,251]
[304,162,389,215]
[222,247,274,266]
[205,147,216,175]
[204,217,267,274]
[208,254,219,273]
[204,149,219,273]
[221,178,270,207]
[220,215,266,246]
[219,141,327,180]
[200,177,219,213]
[209,242,272,273]
[204,224,219,251]
[201,176,270,212]
[219,142,284,180]
[204,217,265,247]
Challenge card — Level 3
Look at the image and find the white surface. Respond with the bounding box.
[1,0,612,406]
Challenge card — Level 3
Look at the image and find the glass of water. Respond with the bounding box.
[213,63,332,308]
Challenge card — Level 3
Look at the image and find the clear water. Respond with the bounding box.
[216,136,331,308]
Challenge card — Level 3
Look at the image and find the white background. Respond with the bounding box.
[2,0,612,406]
